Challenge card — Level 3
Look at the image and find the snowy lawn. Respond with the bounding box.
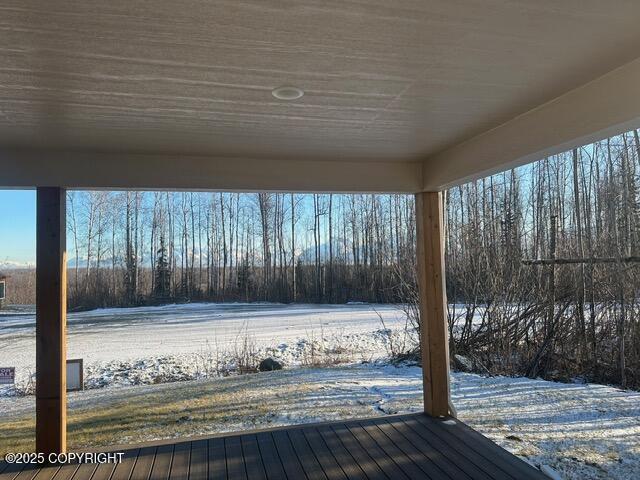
[0,364,638,480]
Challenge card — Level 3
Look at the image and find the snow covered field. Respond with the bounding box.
[0,303,411,393]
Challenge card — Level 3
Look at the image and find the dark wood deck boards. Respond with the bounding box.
[0,414,547,480]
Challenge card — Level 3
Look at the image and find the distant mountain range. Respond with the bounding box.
[298,239,356,263]
[0,240,362,271]
[0,260,34,270]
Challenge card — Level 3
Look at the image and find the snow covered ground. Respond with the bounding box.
[0,303,412,393]
[1,303,638,479]
[0,363,638,480]
[452,371,640,480]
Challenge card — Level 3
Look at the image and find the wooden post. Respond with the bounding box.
[415,191,451,417]
[36,187,67,454]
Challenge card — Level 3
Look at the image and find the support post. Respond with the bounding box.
[415,191,451,417]
[36,187,67,454]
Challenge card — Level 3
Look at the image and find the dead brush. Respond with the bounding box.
[12,369,36,396]
[300,325,354,367]
[232,321,259,374]
[194,339,221,378]
[374,306,420,362]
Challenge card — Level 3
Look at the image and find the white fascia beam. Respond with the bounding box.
[0,151,422,193]
[422,56,640,191]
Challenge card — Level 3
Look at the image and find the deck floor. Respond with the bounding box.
[1,413,547,480]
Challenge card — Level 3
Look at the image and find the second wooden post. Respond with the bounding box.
[415,191,451,417]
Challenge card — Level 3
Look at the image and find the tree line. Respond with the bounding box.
[446,130,640,389]
[62,191,416,308]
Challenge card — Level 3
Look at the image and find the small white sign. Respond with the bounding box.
[0,367,15,384]
[66,359,84,392]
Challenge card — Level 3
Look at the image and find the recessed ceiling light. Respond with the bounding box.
[272,86,304,101]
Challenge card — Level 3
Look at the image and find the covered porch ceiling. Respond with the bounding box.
[1,0,640,192]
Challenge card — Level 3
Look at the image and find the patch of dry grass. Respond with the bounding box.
[0,367,388,454]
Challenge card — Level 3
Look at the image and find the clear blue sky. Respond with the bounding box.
[0,189,36,266]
